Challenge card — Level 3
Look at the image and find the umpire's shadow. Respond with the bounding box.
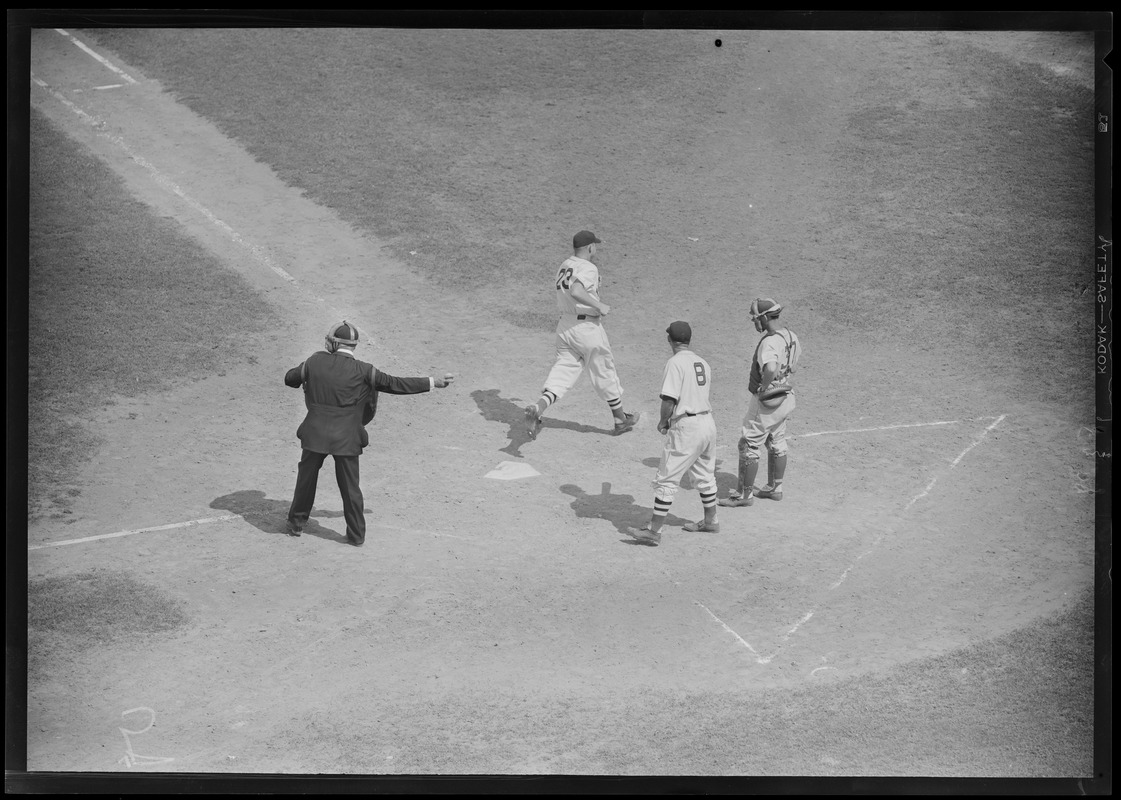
[209,489,351,545]
[471,388,613,457]
[560,481,691,544]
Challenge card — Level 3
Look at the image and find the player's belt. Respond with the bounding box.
[576,314,600,320]
[669,409,711,426]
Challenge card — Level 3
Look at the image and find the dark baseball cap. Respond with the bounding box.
[666,321,692,343]
[330,321,359,343]
[573,230,603,248]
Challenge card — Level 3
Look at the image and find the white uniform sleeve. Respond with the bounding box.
[659,357,682,401]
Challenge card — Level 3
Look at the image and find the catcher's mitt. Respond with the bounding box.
[757,384,793,409]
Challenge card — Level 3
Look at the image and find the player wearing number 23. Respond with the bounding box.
[628,321,719,547]
[525,230,640,440]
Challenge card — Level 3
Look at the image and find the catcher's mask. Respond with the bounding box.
[325,320,359,353]
[750,298,782,321]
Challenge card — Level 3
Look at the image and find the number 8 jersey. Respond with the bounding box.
[555,255,602,318]
[661,348,713,417]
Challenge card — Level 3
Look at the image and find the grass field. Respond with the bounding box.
[15,18,1108,787]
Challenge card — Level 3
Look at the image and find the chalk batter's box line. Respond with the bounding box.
[697,413,1008,666]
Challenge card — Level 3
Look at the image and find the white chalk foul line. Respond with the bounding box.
[35,36,399,367]
[29,513,473,551]
[796,416,1001,438]
[55,28,138,84]
[28,515,242,550]
[32,72,302,283]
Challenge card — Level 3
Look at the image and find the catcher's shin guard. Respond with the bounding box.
[738,455,760,497]
[769,452,787,487]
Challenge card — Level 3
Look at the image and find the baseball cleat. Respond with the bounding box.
[717,493,754,508]
[613,411,641,435]
[626,525,661,546]
[754,486,784,501]
[285,519,303,537]
[524,404,542,440]
[683,520,720,533]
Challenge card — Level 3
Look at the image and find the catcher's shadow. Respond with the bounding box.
[471,388,611,456]
[209,489,352,545]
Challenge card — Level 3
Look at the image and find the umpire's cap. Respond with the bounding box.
[573,230,603,249]
[666,321,692,343]
[750,298,783,320]
[327,320,359,346]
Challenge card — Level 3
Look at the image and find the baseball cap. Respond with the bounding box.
[750,298,783,320]
[573,230,603,249]
[666,321,692,343]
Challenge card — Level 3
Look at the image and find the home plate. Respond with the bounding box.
[484,461,541,480]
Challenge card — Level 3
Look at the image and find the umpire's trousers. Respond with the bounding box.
[288,449,366,545]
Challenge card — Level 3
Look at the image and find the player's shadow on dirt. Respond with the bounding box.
[471,388,613,456]
[209,490,354,545]
[640,457,740,496]
[560,481,691,545]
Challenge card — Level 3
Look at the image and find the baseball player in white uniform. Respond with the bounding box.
[525,230,640,439]
[628,321,719,546]
[719,298,803,508]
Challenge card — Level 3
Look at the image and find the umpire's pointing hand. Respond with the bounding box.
[435,373,455,389]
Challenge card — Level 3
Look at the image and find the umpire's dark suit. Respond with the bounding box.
[285,349,432,546]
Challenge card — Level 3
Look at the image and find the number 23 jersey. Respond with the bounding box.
[554,255,601,317]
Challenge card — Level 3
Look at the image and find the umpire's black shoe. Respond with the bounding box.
[285,519,303,537]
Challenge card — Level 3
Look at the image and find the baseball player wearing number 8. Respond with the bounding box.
[525,230,640,439]
[628,321,719,546]
[719,298,802,507]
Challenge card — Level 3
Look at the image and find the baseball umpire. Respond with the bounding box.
[719,298,802,508]
[628,321,719,546]
[525,230,640,440]
[284,321,454,546]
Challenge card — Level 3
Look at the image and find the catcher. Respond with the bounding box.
[719,298,803,508]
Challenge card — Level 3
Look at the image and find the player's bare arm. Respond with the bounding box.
[758,362,779,393]
[657,395,676,434]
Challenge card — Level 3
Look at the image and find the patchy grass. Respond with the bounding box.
[274,586,1094,777]
[810,37,1096,408]
[28,569,190,680]
[27,107,280,520]
[84,29,1096,414]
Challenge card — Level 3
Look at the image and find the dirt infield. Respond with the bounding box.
[22,25,1101,779]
